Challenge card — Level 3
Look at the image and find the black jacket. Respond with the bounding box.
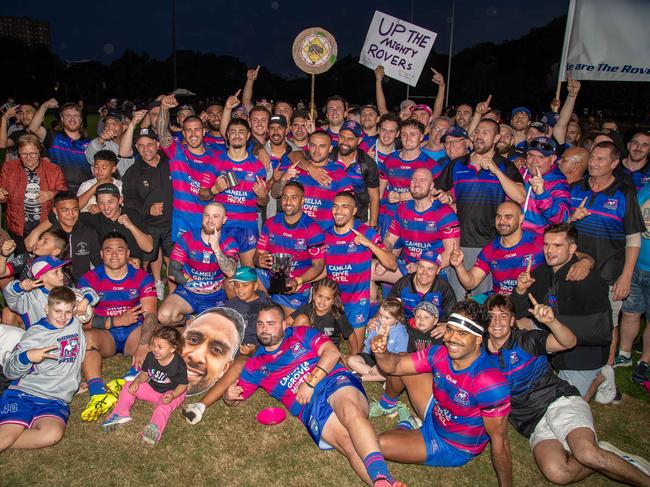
[511,255,612,371]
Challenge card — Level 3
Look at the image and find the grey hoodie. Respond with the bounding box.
[4,317,86,403]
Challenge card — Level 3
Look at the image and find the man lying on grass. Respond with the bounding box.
[224,303,405,487]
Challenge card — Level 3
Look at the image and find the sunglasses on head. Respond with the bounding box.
[529,139,555,152]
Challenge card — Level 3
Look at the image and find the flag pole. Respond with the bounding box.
[557,0,577,98]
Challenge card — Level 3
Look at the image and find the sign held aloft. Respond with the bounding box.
[359,11,437,87]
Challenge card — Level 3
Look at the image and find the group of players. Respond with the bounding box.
[0,63,650,486]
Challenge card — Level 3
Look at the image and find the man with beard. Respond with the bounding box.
[437,119,525,299]
[388,248,457,321]
[271,131,353,230]
[521,137,571,235]
[120,114,173,300]
[78,232,158,420]
[28,100,91,195]
[324,95,347,147]
[621,131,650,192]
[203,103,226,152]
[378,119,441,237]
[325,191,396,351]
[158,203,238,326]
[157,94,219,242]
[263,114,300,218]
[485,294,650,486]
[334,120,380,227]
[358,104,380,153]
[496,124,518,162]
[0,103,37,159]
[255,182,325,313]
[422,116,452,163]
[290,110,312,151]
[181,307,246,396]
[200,118,268,267]
[373,300,512,486]
[510,107,531,146]
[225,303,405,487]
[454,103,474,131]
[377,168,459,284]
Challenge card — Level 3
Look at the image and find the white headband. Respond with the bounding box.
[448,313,484,337]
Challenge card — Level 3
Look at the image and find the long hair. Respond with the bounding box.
[380,297,405,326]
[310,278,344,322]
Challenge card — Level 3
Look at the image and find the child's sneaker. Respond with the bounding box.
[142,423,160,447]
[101,413,132,432]
[614,353,632,368]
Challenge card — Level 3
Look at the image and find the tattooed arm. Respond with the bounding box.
[157,95,178,149]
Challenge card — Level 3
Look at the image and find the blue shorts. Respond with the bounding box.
[258,270,310,310]
[222,225,259,254]
[344,302,371,329]
[300,371,366,450]
[109,323,141,355]
[173,286,226,314]
[0,389,69,427]
[420,396,475,467]
[622,267,650,314]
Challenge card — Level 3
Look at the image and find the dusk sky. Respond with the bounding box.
[3,0,569,76]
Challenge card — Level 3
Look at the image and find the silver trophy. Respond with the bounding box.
[223,171,239,188]
[269,253,294,294]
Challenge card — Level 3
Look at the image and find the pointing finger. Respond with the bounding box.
[526,259,532,273]
[234,89,241,98]
[486,94,492,105]
[536,167,542,178]
[579,196,587,208]
[255,65,260,74]
[350,227,360,235]
[528,294,539,306]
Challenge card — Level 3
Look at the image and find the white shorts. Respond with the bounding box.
[529,395,596,451]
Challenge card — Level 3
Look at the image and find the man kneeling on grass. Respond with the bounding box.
[224,303,405,487]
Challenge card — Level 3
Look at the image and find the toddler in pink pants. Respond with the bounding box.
[102,326,188,446]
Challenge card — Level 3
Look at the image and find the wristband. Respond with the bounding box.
[304,381,315,389]
[314,365,328,375]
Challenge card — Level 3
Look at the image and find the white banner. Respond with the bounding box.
[559,0,650,82]
[359,11,437,87]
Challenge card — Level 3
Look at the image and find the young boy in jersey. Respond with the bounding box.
[0,229,69,280]
[3,256,98,330]
[0,286,86,452]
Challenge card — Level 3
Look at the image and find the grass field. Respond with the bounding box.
[1,352,649,487]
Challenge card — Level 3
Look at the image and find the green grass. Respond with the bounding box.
[1,354,649,487]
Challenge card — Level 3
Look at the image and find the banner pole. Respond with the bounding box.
[558,0,577,87]
[310,74,315,121]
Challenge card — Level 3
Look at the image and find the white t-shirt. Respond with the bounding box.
[77,177,123,212]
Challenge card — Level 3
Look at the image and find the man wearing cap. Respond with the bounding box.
[156,94,219,243]
[159,202,238,326]
[373,300,512,485]
[570,142,646,374]
[82,183,152,267]
[378,167,459,282]
[4,256,98,330]
[77,150,122,213]
[438,125,471,169]
[120,110,174,300]
[511,107,531,146]
[521,136,571,235]
[255,182,325,314]
[28,99,91,195]
[437,119,525,299]
[485,293,650,486]
[388,248,457,321]
[410,104,433,141]
[170,104,195,141]
[333,120,380,227]
[378,119,442,237]
[84,110,134,177]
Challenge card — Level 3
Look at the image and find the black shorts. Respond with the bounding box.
[143,225,174,261]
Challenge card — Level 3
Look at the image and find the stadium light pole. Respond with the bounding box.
[172,0,177,90]
[445,0,456,107]
[406,0,415,100]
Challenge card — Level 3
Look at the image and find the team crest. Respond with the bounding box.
[454,389,470,406]
[290,343,307,356]
[260,365,270,377]
[295,239,306,250]
[247,234,257,244]
[202,251,212,263]
[58,336,79,363]
[245,171,255,182]
[604,199,619,211]
[510,352,519,365]
[521,254,534,267]
[426,221,437,232]
[129,289,139,298]
[347,242,357,253]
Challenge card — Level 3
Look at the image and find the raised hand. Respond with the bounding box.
[516,259,535,294]
[27,345,58,364]
[475,94,492,116]
[252,176,268,199]
[567,74,581,97]
[43,98,59,110]
[449,241,464,268]
[530,167,545,195]
[1,239,16,257]
[160,94,178,110]
[431,68,445,86]
[528,294,555,324]
[247,65,260,81]
[131,110,147,126]
[570,197,590,222]
[20,278,43,292]
[350,227,372,248]
[225,89,242,110]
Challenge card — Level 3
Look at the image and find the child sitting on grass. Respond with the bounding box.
[291,278,357,352]
[407,301,446,352]
[346,298,408,381]
[0,287,85,452]
[102,326,188,446]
